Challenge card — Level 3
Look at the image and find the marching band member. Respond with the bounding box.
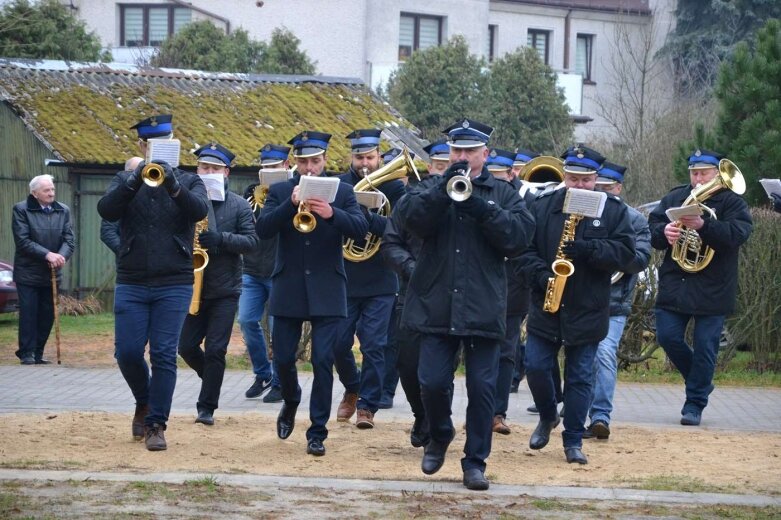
[395,118,534,490]
[423,139,451,176]
[177,143,257,426]
[256,130,367,456]
[97,114,209,451]
[583,162,651,440]
[333,129,406,428]
[518,145,634,465]
[648,149,752,426]
[241,144,290,404]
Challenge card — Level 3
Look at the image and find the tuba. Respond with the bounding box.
[543,212,584,313]
[519,156,565,184]
[188,217,210,315]
[670,158,745,273]
[343,148,420,262]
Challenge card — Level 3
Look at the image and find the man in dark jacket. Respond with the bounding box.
[649,149,752,427]
[97,114,209,451]
[518,145,634,465]
[12,174,76,364]
[332,129,406,429]
[178,143,258,426]
[256,131,368,457]
[395,119,534,490]
[584,162,652,440]
[100,157,143,255]
[241,144,289,403]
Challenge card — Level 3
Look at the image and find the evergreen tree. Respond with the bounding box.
[485,46,572,153]
[0,0,110,61]
[257,27,316,75]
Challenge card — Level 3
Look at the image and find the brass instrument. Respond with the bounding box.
[247,184,269,213]
[611,271,625,284]
[446,166,472,201]
[141,162,165,187]
[670,158,745,273]
[543,213,584,313]
[293,201,317,233]
[519,156,565,183]
[343,148,420,262]
[188,217,210,315]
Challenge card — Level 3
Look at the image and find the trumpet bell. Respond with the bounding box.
[293,203,316,233]
[446,173,472,202]
[141,163,165,187]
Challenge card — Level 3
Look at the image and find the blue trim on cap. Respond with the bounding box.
[688,154,720,167]
[428,143,449,155]
[293,138,329,150]
[448,128,490,143]
[514,153,534,164]
[197,149,231,166]
[487,155,514,168]
[261,149,289,161]
[564,155,602,171]
[350,136,381,148]
[598,166,624,183]
[137,122,172,138]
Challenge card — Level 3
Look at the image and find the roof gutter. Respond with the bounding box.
[169,0,231,34]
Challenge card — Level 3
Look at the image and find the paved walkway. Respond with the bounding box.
[1,365,780,432]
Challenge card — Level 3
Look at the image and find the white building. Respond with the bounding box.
[63,0,676,143]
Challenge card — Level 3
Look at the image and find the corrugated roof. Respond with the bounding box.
[494,0,651,15]
[0,58,415,169]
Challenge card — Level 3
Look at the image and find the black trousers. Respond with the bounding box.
[396,321,424,418]
[178,295,239,413]
[16,283,54,362]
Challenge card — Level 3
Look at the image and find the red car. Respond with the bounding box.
[0,260,18,313]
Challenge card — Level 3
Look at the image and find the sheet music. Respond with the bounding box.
[299,175,340,203]
[146,138,181,168]
[563,188,607,218]
[665,204,703,222]
[354,191,386,210]
[260,169,292,187]
[199,173,225,201]
[759,178,781,197]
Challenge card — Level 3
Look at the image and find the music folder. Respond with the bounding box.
[563,188,607,218]
[259,169,292,187]
[298,175,340,203]
[146,138,181,168]
[759,178,781,198]
[354,191,386,210]
[665,204,703,222]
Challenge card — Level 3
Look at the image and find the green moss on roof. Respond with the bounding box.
[0,70,409,170]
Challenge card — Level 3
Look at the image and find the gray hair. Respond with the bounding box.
[29,174,55,194]
[125,156,144,171]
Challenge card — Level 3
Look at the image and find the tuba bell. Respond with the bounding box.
[519,155,565,184]
[670,158,746,273]
[343,148,420,262]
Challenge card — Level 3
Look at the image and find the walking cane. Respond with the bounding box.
[50,266,61,365]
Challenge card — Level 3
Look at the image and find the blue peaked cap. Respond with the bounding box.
[443,118,493,148]
[131,114,173,139]
[194,142,235,167]
[688,149,723,169]
[486,148,516,170]
[597,161,627,184]
[259,143,290,165]
[514,149,540,166]
[423,139,450,161]
[346,129,382,154]
[561,145,605,174]
[288,131,331,158]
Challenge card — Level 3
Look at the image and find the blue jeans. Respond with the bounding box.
[525,332,597,448]
[333,294,395,413]
[655,309,725,414]
[238,274,279,387]
[114,284,192,427]
[589,315,627,425]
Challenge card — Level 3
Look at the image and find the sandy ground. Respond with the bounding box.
[1,411,779,496]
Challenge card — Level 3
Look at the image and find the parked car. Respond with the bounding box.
[0,260,18,313]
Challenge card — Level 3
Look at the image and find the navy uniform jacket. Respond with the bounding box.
[396,168,535,340]
[518,188,635,346]
[338,167,406,298]
[256,175,368,319]
[648,184,752,316]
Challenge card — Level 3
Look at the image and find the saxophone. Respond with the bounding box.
[542,213,584,314]
[188,217,210,315]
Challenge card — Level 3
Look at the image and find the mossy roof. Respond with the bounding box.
[0,58,419,170]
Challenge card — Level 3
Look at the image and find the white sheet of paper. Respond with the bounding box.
[759,178,781,197]
[199,173,225,201]
[259,169,292,187]
[665,204,703,222]
[298,175,340,203]
[354,191,386,210]
[146,138,180,168]
[563,188,607,218]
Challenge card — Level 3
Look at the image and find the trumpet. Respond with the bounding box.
[293,201,316,233]
[141,162,165,187]
[446,166,472,201]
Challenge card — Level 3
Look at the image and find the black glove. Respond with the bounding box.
[125,162,144,191]
[538,271,553,291]
[561,240,595,261]
[158,161,179,195]
[198,230,222,249]
[458,195,490,220]
[772,193,781,213]
[444,161,470,182]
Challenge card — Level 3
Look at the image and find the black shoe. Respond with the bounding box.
[421,439,450,475]
[463,468,490,490]
[132,403,149,441]
[245,377,272,399]
[590,420,610,439]
[377,396,394,409]
[529,415,561,450]
[276,402,298,439]
[565,447,588,464]
[306,439,326,456]
[526,404,538,414]
[20,357,35,365]
[410,417,430,448]
[34,358,51,365]
[263,386,283,403]
[509,382,519,393]
[195,409,214,426]
[681,410,702,426]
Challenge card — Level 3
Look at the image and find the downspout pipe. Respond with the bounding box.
[563,9,572,70]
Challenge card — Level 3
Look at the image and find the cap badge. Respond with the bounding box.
[695,149,702,157]
[210,143,217,150]
[150,117,158,127]
[301,132,308,142]
[577,152,584,159]
[264,144,271,152]
[490,150,497,158]
[462,120,470,129]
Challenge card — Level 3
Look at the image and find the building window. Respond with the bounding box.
[488,24,497,62]
[527,29,550,65]
[120,4,192,46]
[576,34,594,82]
[399,13,443,61]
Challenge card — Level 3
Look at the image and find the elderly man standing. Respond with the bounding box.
[12,174,75,365]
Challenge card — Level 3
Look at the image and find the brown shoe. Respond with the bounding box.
[337,392,358,422]
[132,403,149,441]
[355,409,374,429]
[144,423,167,451]
[492,415,511,435]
